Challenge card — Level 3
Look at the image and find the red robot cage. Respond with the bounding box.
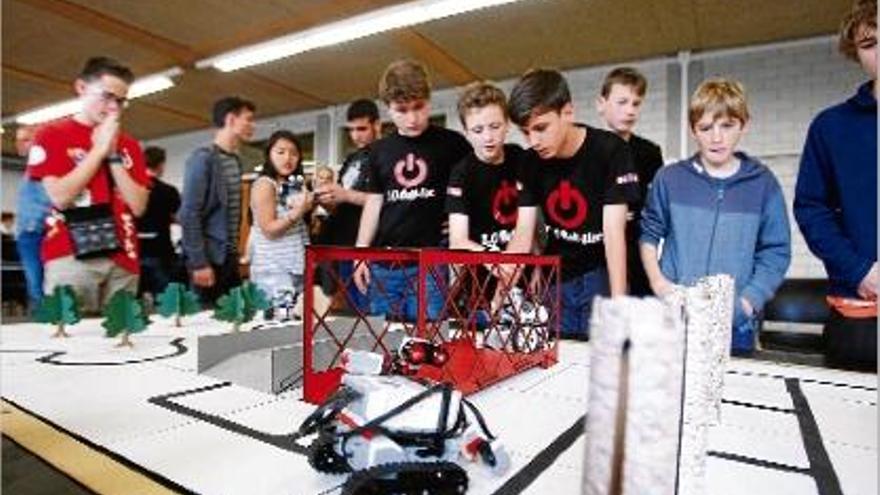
[302,247,562,404]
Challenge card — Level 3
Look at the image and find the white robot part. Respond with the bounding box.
[341,375,463,435]
[300,374,507,493]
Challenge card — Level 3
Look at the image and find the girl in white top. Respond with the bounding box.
[250,130,312,316]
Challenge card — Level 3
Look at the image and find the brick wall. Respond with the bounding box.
[699,40,866,278]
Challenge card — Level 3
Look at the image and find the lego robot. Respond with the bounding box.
[484,288,550,353]
[299,373,508,494]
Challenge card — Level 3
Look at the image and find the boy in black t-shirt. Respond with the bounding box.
[507,69,640,339]
[316,99,380,246]
[446,82,524,253]
[315,99,381,311]
[353,60,471,321]
[596,67,664,297]
[446,82,524,324]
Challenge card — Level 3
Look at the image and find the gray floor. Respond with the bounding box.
[1,436,94,495]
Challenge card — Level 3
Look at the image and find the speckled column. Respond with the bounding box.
[584,297,684,495]
[672,274,735,495]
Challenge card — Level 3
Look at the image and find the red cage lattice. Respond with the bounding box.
[302,246,561,404]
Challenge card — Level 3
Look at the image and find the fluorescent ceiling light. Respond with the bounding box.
[197,0,524,72]
[14,100,82,126]
[129,67,183,99]
[12,67,183,126]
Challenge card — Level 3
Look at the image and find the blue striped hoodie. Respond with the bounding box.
[640,153,792,325]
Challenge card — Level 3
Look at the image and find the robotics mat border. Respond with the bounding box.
[1,315,876,495]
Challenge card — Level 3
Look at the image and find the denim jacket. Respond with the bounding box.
[179,145,234,269]
[15,177,52,235]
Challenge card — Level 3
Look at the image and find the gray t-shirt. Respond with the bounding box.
[217,149,242,253]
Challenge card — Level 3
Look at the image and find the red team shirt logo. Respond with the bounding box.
[546,180,588,230]
[491,180,518,226]
[394,153,428,188]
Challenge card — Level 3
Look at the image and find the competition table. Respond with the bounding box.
[1,313,875,495]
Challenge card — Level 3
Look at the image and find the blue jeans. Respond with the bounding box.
[338,261,370,313]
[557,266,609,339]
[731,307,760,354]
[369,264,445,322]
[16,230,44,312]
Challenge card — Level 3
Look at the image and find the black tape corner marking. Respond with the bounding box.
[33,337,188,366]
[785,377,845,495]
[148,382,308,455]
[489,373,852,495]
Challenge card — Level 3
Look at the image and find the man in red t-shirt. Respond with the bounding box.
[27,56,149,315]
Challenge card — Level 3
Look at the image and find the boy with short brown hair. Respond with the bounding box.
[507,68,640,339]
[353,59,471,321]
[447,81,524,253]
[29,56,149,315]
[640,78,791,354]
[596,66,663,296]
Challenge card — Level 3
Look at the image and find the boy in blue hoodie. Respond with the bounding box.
[640,78,791,354]
[794,0,877,369]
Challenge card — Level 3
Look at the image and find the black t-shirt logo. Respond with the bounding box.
[546,180,588,230]
[492,180,518,226]
[393,153,428,188]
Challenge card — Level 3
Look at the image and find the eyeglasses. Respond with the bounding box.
[88,89,129,109]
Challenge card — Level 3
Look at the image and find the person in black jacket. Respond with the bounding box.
[137,146,181,300]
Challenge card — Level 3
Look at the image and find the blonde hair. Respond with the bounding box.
[688,78,750,129]
[314,164,334,184]
[839,0,877,61]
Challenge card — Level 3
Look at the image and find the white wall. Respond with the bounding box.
[1,169,24,213]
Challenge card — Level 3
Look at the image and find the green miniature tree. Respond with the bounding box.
[156,282,201,327]
[241,281,270,313]
[35,285,80,338]
[102,290,149,347]
[213,282,269,332]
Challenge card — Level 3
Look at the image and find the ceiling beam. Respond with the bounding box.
[240,71,333,106]
[135,102,210,126]
[3,64,69,91]
[11,0,337,112]
[3,64,208,125]
[14,0,198,65]
[391,29,480,86]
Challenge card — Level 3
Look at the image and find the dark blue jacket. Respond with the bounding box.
[641,153,791,325]
[794,81,877,297]
[179,145,234,269]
